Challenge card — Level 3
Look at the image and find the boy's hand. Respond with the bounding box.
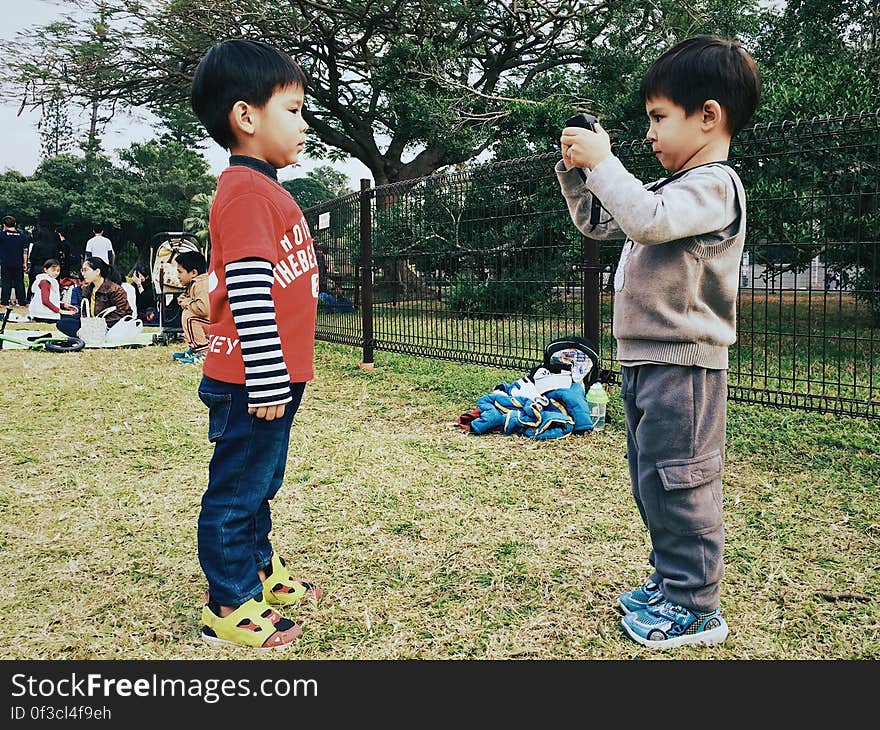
[561,122,612,171]
[249,403,287,421]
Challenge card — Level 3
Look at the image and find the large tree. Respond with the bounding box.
[13,0,648,185]
[0,2,130,170]
[4,1,771,183]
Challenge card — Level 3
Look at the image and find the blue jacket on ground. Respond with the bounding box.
[469,381,593,440]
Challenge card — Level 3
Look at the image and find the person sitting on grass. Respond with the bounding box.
[315,243,355,313]
[27,258,78,325]
[172,250,210,363]
[56,273,83,337]
[26,227,63,302]
[79,256,132,330]
[127,262,158,325]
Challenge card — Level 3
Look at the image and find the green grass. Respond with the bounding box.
[0,332,878,659]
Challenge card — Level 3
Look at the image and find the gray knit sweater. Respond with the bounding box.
[556,155,746,369]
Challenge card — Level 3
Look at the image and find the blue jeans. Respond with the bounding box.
[57,315,80,337]
[197,375,306,607]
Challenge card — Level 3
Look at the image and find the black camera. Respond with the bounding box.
[565,112,598,132]
[563,113,602,227]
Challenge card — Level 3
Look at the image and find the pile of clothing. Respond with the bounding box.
[458,364,594,440]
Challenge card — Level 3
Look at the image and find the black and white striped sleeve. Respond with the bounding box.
[225,258,291,408]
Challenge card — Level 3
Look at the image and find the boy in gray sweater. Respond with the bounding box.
[557,35,760,648]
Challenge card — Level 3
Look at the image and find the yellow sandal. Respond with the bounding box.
[262,551,324,606]
[201,592,302,649]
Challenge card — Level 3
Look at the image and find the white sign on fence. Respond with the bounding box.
[318,212,330,229]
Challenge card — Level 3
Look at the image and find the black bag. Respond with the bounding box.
[542,335,602,387]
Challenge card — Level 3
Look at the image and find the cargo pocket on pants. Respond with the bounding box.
[198,390,232,442]
[656,449,723,535]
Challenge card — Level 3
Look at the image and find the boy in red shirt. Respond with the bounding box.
[190,39,323,650]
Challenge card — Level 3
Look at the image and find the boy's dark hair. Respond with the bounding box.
[42,258,61,269]
[191,39,307,150]
[93,225,104,234]
[2,215,16,227]
[639,35,760,136]
[176,250,208,274]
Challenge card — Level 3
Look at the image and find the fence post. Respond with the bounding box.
[358,178,375,369]
[581,235,601,347]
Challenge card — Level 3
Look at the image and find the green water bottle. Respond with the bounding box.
[586,382,609,431]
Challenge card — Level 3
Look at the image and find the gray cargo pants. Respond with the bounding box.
[620,364,727,613]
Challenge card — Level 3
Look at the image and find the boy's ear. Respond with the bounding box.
[229,100,256,138]
[701,100,723,131]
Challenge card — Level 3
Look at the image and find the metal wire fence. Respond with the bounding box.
[305,110,880,419]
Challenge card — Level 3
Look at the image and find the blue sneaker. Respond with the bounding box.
[621,598,728,649]
[617,580,662,614]
[172,349,194,360]
[176,353,205,365]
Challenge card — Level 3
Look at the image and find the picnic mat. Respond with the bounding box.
[84,331,156,348]
[1,327,156,349]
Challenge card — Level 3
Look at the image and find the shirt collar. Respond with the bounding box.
[228,155,278,181]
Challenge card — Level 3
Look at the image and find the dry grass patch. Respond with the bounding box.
[0,334,877,659]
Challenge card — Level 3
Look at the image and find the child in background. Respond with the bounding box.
[27,258,78,324]
[57,273,83,337]
[558,35,760,648]
[172,250,210,363]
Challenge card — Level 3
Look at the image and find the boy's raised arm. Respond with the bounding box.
[556,162,626,240]
[586,157,735,245]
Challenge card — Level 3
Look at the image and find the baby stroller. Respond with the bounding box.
[149,231,208,346]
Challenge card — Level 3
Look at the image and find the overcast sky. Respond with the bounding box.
[0,0,372,187]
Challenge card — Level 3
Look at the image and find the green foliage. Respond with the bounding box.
[3,0,876,188]
[0,8,131,157]
[1,142,215,271]
[0,173,60,223]
[753,0,878,123]
[308,165,353,197]
[4,0,667,184]
[282,177,335,209]
[150,102,209,148]
[757,54,876,122]
[374,38,486,161]
[116,140,216,223]
[492,69,595,161]
[183,191,214,249]
[444,269,554,318]
[37,88,76,158]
